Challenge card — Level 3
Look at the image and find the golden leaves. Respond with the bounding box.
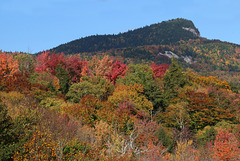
[108,83,153,114]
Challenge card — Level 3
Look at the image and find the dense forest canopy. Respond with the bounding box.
[0,50,240,160]
[1,18,240,160]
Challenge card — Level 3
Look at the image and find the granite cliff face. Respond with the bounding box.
[182,27,200,37]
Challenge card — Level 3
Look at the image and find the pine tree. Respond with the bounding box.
[144,83,164,112]
[56,63,70,94]
[0,101,15,160]
[163,58,186,107]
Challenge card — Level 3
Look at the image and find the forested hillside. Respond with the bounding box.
[1,51,240,160]
[54,38,240,86]
[50,18,200,54]
[46,18,240,86]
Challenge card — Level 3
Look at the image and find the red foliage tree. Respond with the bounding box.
[34,51,50,74]
[35,51,66,75]
[35,52,89,83]
[66,56,88,83]
[106,59,127,85]
[46,52,65,75]
[150,62,169,79]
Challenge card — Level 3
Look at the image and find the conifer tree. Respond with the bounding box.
[163,58,186,107]
[56,63,70,94]
[0,101,15,160]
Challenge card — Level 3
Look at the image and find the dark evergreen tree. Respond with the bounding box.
[163,57,186,108]
[229,81,240,94]
[56,63,70,94]
[155,127,173,152]
[47,81,56,92]
[144,83,165,113]
[0,101,15,160]
[0,99,38,160]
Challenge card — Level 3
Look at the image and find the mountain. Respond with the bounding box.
[45,18,240,85]
[50,18,200,54]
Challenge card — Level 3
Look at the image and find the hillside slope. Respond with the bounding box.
[50,18,200,54]
[45,18,240,84]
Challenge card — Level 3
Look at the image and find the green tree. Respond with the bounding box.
[116,64,154,86]
[144,82,165,113]
[0,101,36,161]
[14,53,34,76]
[155,127,174,152]
[67,81,94,103]
[117,64,165,113]
[56,63,70,94]
[196,126,217,147]
[66,76,114,103]
[0,101,15,160]
[163,58,186,107]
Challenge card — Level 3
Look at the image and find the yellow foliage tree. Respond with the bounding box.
[14,130,57,161]
[186,70,231,90]
[165,101,190,129]
[108,83,153,116]
[52,76,60,91]
[174,140,199,161]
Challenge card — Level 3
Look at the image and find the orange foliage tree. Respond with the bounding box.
[184,91,236,131]
[0,52,19,90]
[212,128,240,160]
[88,55,113,78]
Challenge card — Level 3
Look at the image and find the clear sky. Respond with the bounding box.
[1,0,240,53]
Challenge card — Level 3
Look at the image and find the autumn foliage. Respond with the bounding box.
[0,52,19,89]
[106,59,127,85]
[1,51,240,160]
[151,62,169,79]
[212,128,240,160]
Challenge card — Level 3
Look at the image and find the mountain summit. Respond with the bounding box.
[50,18,200,54]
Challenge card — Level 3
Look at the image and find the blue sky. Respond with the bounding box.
[0,0,240,53]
